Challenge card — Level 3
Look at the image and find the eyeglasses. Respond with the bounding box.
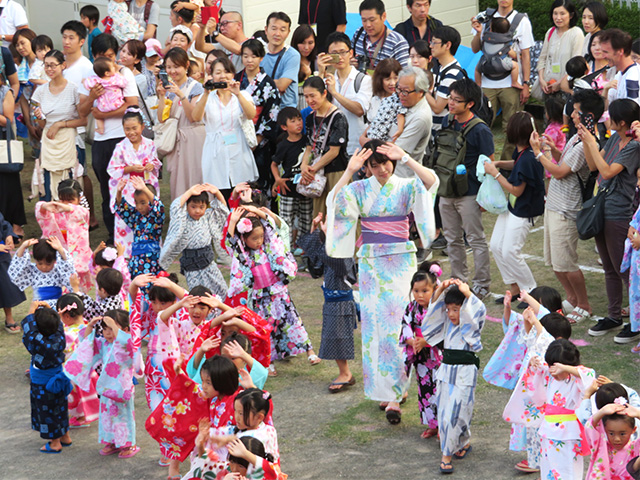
[429,40,442,46]
[328,50,350,57]
[448,97,468,104]
[44,62,61,69]
[219,20,239,27]
[396,87,417,96]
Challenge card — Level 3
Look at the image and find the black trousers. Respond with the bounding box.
[92,137,123,241]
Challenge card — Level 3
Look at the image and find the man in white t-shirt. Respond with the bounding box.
[0,0,28,46]
[78,33,139,242]
[601,28,640,107]
[320,32,372,156]
[471,0,533,159]
[195,11,248,73]
[61,20,98,229]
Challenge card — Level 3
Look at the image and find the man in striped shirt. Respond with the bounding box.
[350,0,410,73]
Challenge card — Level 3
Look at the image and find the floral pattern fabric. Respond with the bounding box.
[621,205,640,333]
[64,322,99,425]
[585,416,640,480]
[236,67,281,144]
[367,92,407,141]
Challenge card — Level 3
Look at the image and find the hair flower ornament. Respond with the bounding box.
[614,397,628,406]
[430,264,443,278]
[237,218,253,234]
[102,247,117,262]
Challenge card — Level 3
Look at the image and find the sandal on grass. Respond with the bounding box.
[4,321,20,334]
[40,442,62,454]
[308,354,321,365]
[421,428,438,439]
[440,461,454,474]
[566,307,590,324]
[454,444,472,459]
[385,406,402,425]
[118,445,140,458]
[632,343,640,354]
[100,444,121,456]
[328,376,356,393]
[267,364,278,377]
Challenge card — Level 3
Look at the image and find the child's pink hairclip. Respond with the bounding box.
[262,390,271,400]
[60,302,78,314]
[102,247,117,262]
[614,397,628,406]
[429,264,443,278]
[237,218,253,234]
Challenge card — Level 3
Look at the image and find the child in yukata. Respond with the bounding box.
[9,237,76,307]
[160,184,229,300]
[22,302,73,453]
[64,309,140,459]
[503,339,596,480]
[115,176,165,280]
[70,268,124,326]
[35,186,92,293]
[422,279,486,474]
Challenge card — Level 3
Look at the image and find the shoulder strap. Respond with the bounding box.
[319,109,339,155]
[434,62,464,91]
[460,116,483,138]
[354,27,365,47]
[271,47,287,79]
[354,71,365,93]
[547,27,556,42]
[508,12,525,33]
[144,0,153,23]
[485,8,497,21]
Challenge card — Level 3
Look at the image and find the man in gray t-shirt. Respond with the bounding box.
[128,0,160,41]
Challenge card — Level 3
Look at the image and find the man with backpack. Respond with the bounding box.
[470,0,534,159]
[433,78,494,299]
[126,0,159,41]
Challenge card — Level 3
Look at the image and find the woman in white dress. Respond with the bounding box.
[192,56,258,199]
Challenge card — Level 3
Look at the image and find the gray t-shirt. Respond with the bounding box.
[546,135,590,220]
[600,133,640,221]
[129,0,160,32]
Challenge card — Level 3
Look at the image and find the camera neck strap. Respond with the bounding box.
[362,26,387,70]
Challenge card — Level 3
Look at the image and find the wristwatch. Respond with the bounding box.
[1,35,5,42]
[400,154,410,165]
[522,80,530,86]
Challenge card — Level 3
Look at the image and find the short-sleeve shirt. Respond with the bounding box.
[128,0,160,31]
[600,134,640,221]
[352,27,410,69]
[31,81,80,126]
[0,46,16,78]
[260,46,300,108]
[507,147,545,218]
[441,115,495,197]
[298,0,347,52]
[331,67,372,155]
[305,108,349,174]
[431,59,466,130]
[0,0,28,47]
[87,27,102,62]
[614,63,640,105]
[546,134,590,220]
[272,137,307,197]
[78,65,139,141]
[472,9,534,89]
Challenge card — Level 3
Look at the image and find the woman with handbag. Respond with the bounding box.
[578,99,640,338]
[32,50,87,201]
[192,56,258,200]
[155,47,206,200]
[300,76,349,217]
[0,83,26,238]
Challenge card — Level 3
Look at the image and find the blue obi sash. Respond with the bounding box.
[322,285,354,303]
[30,364,73,395]
[131,239,160,256]
[36,286,63,301]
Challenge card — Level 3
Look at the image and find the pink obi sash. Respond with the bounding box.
[251,263,279,290]
[544,404,590,456]
[360,215,410,244]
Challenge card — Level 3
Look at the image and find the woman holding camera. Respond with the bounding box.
[156,47,206,200]
[192,56,258,199]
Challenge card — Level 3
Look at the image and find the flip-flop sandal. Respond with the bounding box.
[159,456,171,467]
[562,300,575,315]
[328,376,356,393]
[566,307,590,324]
[514,460,539,473]
[118,446,140,458]
[385,406,402,425]
[622,306,630,317]
[61,441,72,447]
[40,442,62,454]
[69,418,91,428]
[308,354,321,365]
[379,402,389,411]
[632,343,640,354]
[4,322,20,334]
[267,364,278,377]
[454,444,472,459]
[439,461,454,474]
[100,444,121,456]
[421,428,438,439]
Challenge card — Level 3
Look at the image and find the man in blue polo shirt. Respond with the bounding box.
[394,0,443,47]
[260,12,300,108]
[351,0,409,73]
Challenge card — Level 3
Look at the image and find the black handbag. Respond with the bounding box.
[576,180,613,240]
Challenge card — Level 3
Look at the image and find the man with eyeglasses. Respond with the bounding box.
[318,31,372,156]
[351,0,410,73]
[391,66,433,178]
[394,0,443,48]
[426,26,466,132]
[195,11,248,72]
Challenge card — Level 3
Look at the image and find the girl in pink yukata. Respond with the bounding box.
[398,260,443,440]
[107,108,161,258]
[57,293,99,429]
[584,385,640,480]
[64,309,140,459]
[82,57,128,135]
[128,272,189,466]
[503,339,596,480]
[35,186,92,293]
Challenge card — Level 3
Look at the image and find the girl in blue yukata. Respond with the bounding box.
[422,278,486,474]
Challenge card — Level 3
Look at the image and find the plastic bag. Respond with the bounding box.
[476,154,508,214]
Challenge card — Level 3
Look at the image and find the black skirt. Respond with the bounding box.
[0,253,25,308]
[0,171,26,226]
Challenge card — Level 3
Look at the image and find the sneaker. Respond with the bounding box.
[494,296,505,305]
[431,234,447,250]
[614,324,640,344]
[588,317,623,337]
[471,285,489,301]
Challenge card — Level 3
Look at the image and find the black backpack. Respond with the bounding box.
[477,9,526,81]
[431,114,484,198]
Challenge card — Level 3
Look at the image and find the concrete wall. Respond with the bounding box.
[19,0,478,51]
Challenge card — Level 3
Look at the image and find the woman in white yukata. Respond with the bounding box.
[326,139,438,424]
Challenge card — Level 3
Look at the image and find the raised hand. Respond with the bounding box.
[46,235,63,252]
[345,148,373,174]
[117,177,128,192]
[201,336,221,353]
